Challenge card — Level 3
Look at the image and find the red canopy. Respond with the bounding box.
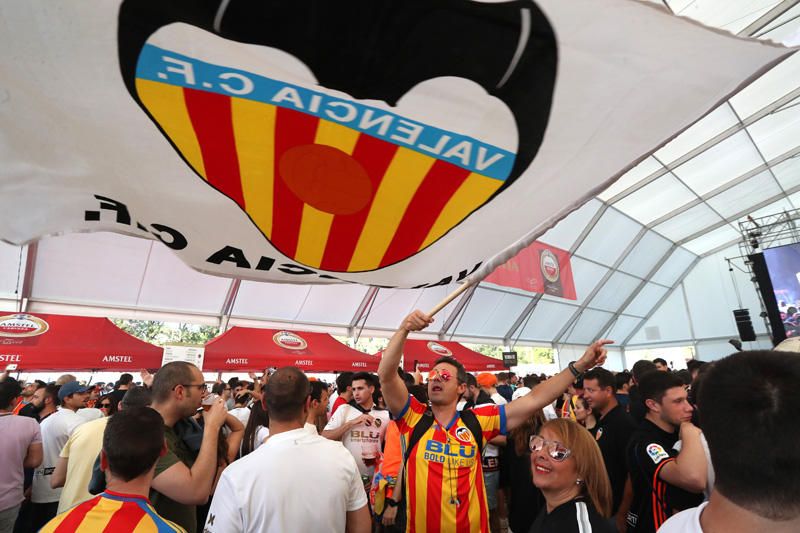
[0,313,163,371]
[203,327,379,372]
[397,340,503,372]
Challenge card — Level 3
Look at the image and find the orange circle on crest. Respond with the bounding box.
[278,144,373,215]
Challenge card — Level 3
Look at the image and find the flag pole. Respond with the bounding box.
[427,280,476,317]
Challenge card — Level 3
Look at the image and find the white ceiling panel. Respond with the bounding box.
[293,285,370,325]
[730,52,800,118]
[135,242,231,314]
[758,4,800,43]
[746,97,800,160]
[576,209,642,266]
[654,104,739,163]
[672,131,764,195]
[563,309,615,345]
[650,247,697,286]
[624,283,669,317]
[518,299,579,342]
[568,256,611,306]
[360,283,463,331]
[31,232,152,307]
[613,174,696,224]
[619,231,673,278]
[669,0,778,33]
[653,203,724,242]
[683,225,741,255]
[539,198,603,251]
[772,156,800,190]
[705,170,783,218]
[589,271,641,312]
[604,315,644,344]
[747,197,795,220]
[452,289,532,339]
[597,157,664,201]
[232,282,312,321]
[0,242,24,299]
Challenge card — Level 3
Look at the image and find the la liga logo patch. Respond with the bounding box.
[117,0,557,273]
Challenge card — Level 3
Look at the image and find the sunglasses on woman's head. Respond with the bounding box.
[529,435,572,462]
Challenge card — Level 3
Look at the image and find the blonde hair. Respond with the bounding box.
[540,418,613,517]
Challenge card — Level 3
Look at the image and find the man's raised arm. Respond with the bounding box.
[505,339,612,431]
[378,310,433,416]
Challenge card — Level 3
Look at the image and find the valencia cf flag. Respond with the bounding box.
[0,0,791,287]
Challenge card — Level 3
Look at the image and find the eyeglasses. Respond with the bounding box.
[428,368,453,382]
[180,383,208,391]
[529,435,572,462]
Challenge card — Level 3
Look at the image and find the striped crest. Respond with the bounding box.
[134,45,515,272]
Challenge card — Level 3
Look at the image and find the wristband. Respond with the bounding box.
[568,361,583,378]
[385,499,399,508]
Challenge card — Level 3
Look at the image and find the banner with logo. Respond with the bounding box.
[203,327,378,372]
[0,1,790,288]
[483,241,576,299]
[395,340,502,372]
[0,313,162,371]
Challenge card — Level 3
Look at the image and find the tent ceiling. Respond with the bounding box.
[1,1,799,348]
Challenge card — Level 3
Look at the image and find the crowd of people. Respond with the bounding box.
[1,310,798,533]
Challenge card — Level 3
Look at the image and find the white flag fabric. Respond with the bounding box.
[0,1,791,288]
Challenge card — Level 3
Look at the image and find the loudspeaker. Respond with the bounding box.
[733,309,756,342]
[502,351,518,368]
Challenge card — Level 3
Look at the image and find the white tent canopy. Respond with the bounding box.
[1,0,798,368]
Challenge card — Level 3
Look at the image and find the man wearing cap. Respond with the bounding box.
[31,381,91,530]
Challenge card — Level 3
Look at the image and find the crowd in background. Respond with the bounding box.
[0,311,798,533]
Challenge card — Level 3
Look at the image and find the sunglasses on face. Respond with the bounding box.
[428,368,453,382]
[529,435,572,462]
[99,403,112,408]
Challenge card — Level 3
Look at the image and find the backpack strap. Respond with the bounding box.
[459,409,485,458]
[403,411,435,464]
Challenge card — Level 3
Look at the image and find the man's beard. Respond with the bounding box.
[31,402,45,414]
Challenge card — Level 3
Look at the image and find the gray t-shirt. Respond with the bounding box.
[0,413,41,510]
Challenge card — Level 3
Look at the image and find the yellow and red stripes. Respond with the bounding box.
[136,79,503,272]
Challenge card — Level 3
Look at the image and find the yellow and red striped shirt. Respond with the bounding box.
[396,395,506,533]
[40,491,185,533]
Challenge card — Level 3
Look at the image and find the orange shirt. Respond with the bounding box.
[395,395,505,533]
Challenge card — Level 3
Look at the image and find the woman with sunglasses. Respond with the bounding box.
[97,394,117,417]
[529,418,614,533]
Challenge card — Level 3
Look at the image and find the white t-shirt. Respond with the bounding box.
[32,408,88,503]
[324,404,390,478]
[255,426,269,449]
[229,406,251,427]
[484,394,507,458]
[205,427,367,533]
[657,501,707,532]
[305,422,318,435]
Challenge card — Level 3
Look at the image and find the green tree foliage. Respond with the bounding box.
[112,319,219,346]
[466,344,555,365]
[335,336,389,354]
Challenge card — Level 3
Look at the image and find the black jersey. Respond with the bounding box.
[626,420,703,533]
[529,498,615,533]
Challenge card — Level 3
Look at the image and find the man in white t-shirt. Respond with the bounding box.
[31,381,90,530]
[323,372,390,491]
[205,367,370,533]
